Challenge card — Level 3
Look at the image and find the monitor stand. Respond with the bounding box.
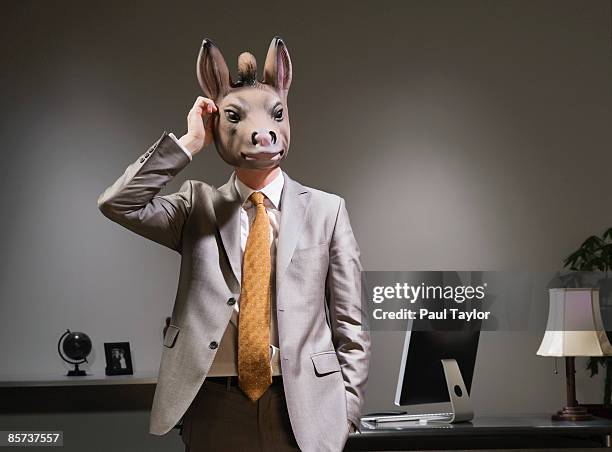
[362,359,474,425]
[440,358,474,423]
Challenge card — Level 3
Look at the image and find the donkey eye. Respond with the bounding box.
[224,110,240,123]
[273,108,284,121]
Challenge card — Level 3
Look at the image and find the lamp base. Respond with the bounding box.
[552,406,593,421]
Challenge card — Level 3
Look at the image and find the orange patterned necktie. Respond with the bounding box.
[238,191,272,401]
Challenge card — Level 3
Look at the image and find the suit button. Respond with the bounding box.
[227,297,236,306]
[209,341,218,349]
[140,157,145,163]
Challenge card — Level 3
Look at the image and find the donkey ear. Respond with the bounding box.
[263,36,292,94]
[197,38,232,101]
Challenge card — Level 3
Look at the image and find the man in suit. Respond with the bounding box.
[97,37,370,452]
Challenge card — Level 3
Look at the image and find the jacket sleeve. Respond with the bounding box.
[97,131,193,253]
[326,197,372,427]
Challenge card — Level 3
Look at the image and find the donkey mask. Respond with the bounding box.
[197,36,292,170]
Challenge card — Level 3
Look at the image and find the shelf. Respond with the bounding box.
[0,371,157,387]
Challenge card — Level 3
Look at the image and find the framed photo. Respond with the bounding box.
[104,342,133,376]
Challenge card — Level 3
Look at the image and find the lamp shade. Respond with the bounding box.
[537,288,612,357]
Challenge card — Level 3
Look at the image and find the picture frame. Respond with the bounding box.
[104,342,133,376]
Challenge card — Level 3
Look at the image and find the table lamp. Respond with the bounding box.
[537,288,612,420]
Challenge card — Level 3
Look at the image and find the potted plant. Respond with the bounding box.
[563,227,612,417]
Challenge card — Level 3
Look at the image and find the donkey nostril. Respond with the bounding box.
[251,132,258,146]
[270,131,277,144]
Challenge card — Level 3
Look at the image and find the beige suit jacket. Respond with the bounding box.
[97,131,371,452]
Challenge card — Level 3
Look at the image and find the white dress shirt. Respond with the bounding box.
[169,132,283,376]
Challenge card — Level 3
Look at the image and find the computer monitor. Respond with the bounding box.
[362,271,483,425]
[394,329,480,407]
[394,271,482,409]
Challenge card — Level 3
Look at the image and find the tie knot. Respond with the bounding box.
[248,191,265,206]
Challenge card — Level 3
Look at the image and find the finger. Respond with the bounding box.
[195,96,217,111]
[189,104,204,116]
[191,97,213,117]
[199,96,217,108]
[189,105,207,123]
[193,97,204,109]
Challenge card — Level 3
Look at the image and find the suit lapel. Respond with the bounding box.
[212,170,311,291]
[212,173,242,285]
[276,171,311,289]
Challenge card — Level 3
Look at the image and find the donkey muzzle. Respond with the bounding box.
[251,131,277,146]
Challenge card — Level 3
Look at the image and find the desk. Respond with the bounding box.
[346,415,612,450]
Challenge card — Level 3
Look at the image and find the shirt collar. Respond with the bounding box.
[234,170,284,210]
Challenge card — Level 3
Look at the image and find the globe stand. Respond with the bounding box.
[67,363,87,377]
[57,329,92,377]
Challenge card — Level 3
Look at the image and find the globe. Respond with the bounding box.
[57,329,92,376]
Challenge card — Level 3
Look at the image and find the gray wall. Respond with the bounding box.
[1,0,611,450]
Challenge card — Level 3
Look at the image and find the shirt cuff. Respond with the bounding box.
[169,132,192,161]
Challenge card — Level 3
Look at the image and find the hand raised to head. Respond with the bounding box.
[179,96,218,156]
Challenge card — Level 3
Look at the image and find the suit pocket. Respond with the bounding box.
[163,324,180,348]
[294,241,328,253]
[310,350,341,376]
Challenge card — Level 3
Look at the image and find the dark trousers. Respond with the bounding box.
[181,376,300,452]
